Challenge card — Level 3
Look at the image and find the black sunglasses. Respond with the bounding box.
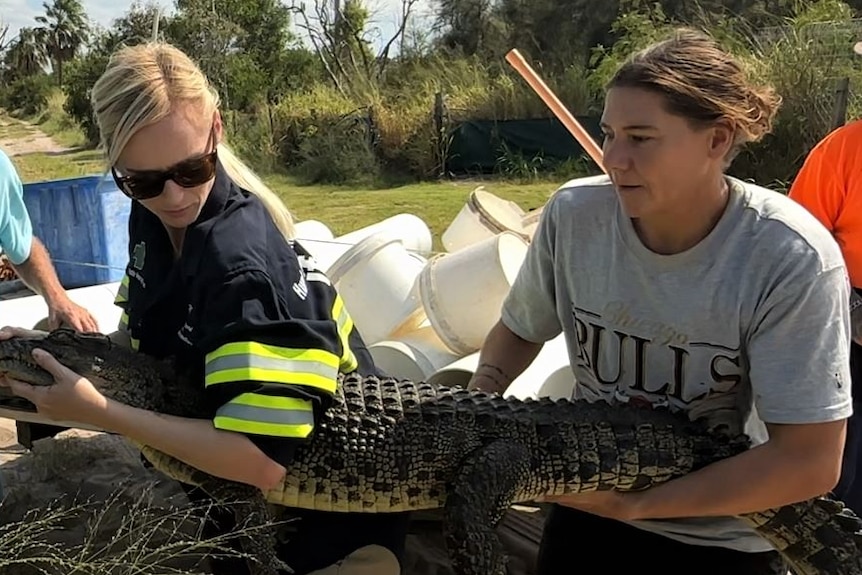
[111,130,218,201]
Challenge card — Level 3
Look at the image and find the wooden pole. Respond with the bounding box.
[505,49,606,174]
[151,7,161,41]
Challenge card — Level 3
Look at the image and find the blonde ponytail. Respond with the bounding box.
[217,143,296,238]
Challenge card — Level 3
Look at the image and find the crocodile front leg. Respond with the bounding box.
[196,474,294,575]
[443,440,533,575]
[139,444,291,575]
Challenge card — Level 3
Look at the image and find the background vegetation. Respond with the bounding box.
[3,0,862,229]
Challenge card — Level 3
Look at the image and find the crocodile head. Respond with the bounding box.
[0,328,121,387]
[0,328,177,414]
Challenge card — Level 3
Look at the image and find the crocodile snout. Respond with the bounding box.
[0,356,55,387]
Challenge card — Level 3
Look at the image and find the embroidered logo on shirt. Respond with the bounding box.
[297,255,331,285]
[293,276,308,300]
[131,241,147,271]
[177,304,194,346]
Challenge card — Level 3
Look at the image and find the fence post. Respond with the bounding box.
[831,76,850,131]
[151,7,160,41]
[434,91,446,177]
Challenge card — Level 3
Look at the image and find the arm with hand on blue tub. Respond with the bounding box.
[0,149,98,333]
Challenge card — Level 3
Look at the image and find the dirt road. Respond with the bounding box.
[0,113,69,157]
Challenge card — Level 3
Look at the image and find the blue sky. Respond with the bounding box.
[3,0,434,52]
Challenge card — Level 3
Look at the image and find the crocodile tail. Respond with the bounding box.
[741,496,862,575]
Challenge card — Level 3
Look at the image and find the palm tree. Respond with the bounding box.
[2,27,49,81]
[0,19,9,53]
[35,0,89,85]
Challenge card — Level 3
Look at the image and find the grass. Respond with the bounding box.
[0,479,270,575]
[9,149,105,182]
[268,175,560,250]
[1,109,574,252]
[25,91,90,149]
[0,124,36,139]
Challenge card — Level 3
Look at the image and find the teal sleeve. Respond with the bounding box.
[0,150,33,265]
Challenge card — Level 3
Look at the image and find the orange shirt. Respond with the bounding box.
[788,119,862,288]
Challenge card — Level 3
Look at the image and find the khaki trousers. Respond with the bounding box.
[306,544,400,575]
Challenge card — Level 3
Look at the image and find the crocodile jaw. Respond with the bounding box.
[0,357,55,387]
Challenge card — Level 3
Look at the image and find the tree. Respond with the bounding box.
[167,0,304,107]
[35,0,90,84]
[2,27,49,82]
[0,18,9,53]
[106,0,171,46]
[290,0,422,91]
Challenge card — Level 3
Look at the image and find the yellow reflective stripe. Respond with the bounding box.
[332,295,358,373]
[116,310,139,350]
[115,311,140,350]
[114,274,129,304]
[117,311,129,332]
[213,392,315,438]
[204,341,339,393]
[215,417,314,438]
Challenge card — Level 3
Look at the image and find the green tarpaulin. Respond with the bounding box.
[444,116,603,175]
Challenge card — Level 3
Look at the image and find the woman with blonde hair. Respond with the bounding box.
[0,41,409,575]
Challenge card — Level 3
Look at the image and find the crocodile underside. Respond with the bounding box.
[0,329,860,575]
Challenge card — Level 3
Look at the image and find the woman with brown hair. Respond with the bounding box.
[468,28,852,574]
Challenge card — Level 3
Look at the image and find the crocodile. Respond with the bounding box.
[0,328,859,575]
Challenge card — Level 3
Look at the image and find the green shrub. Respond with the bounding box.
[1,74,53,117]
[62,52,111,147]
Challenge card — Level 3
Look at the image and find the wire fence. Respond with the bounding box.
[755,18,862,141]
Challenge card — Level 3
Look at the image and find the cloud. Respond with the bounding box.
[3,0,47,40]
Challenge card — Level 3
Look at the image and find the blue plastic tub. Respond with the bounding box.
[21,173,131,289]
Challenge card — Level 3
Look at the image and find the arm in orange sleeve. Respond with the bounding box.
[788,131,849,233]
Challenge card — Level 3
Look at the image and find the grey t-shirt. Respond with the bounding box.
[501,174,854,552]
